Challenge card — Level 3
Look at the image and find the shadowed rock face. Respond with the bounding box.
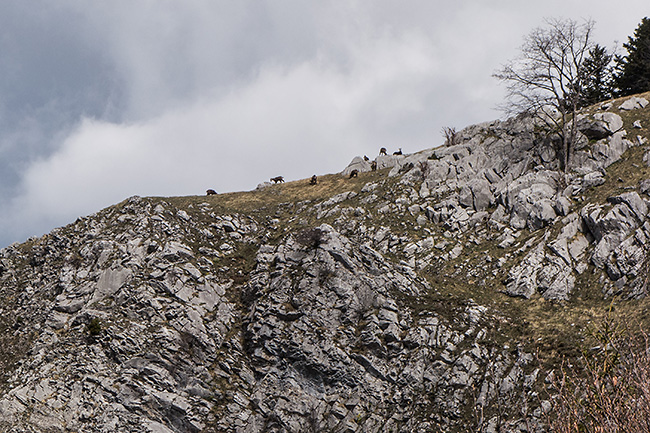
[1,94,650,432]
[0,202,535,432]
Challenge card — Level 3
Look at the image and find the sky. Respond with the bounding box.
[0,1,647,248]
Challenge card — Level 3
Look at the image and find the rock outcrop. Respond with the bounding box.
[1,93,650,432]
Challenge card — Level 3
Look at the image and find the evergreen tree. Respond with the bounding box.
[614,17,650,96]
[579,44,614,107]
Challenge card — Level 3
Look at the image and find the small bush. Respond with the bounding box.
[318,267,336,286]
[66,252,83,267]
[442,126,458,146]
[296,228,324,249]
[86,318,102,337]
[419,161,431,180]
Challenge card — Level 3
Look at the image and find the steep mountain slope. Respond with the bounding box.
[1,92,650,432]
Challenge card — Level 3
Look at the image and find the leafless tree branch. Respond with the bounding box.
[494,18,595,173]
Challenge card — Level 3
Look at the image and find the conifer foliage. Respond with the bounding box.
[614,17,650,96]
[580,44,614,107]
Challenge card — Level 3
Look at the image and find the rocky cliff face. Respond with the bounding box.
[1,93,650,432]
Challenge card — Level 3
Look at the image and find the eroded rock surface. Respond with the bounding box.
[2,96,650,432]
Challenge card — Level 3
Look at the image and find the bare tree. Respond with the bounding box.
[494,18,595,173]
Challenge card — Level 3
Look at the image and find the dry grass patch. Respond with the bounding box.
[582,145,650,205]
[162,170,389,217]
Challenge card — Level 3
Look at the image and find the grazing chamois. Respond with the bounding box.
[363,155,369,161]
[206,189,217,195]
[270,176,285,184]
[379,147,387,156]
[393,148,402,155]
[310,175,318,185]
[371,160,377,171]
[349,169,359,178]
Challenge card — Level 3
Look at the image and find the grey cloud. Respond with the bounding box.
[1,1,649,247]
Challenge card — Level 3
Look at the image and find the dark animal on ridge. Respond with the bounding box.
[271,176,285,184]
[206,189,217,195]
[371,161,377,171]
[379,147,387,156]
[393,148,402,155]
[310,175,318,185]
[364,155,369,161]
[349,169,358,178]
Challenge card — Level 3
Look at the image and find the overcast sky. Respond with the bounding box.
[0,1,647,248]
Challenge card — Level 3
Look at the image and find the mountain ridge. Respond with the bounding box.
[1,91,650,432]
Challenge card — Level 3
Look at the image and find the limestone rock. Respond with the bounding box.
[342,156,372,176]
[582,171,606,189]
[2,100,650,432]
[554,196,572,216]
[619,96,649,111]
[578,112,623,139]
[504,172,559,230]
[528,199,557,230]
[537,254,575,301]
[581,192,648,269]
[639,179,650,196]
[505,242,546,298]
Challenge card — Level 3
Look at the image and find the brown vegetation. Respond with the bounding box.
[441,126,458,146]
[547,315,650,432]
